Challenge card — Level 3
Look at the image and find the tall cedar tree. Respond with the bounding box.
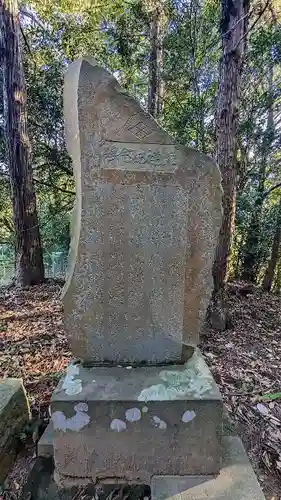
[0,0,44,284]
[263,196,281,291]
[148,3,165,117]
[210,0,249,328]
[241,25,274,281]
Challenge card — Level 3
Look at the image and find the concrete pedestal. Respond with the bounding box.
[0,378,30,482]
[151,437,265,499]
[34,436,265,500]
[50,350,222,484]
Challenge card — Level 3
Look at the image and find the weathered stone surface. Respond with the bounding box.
[38,423,53,458]
[63,56,222,364]
[0,378,30,482]
[38,406,238,462]
[51,351,222,483]
[22,437,265,500]
[151,436,266,500]
[21,456,150,500]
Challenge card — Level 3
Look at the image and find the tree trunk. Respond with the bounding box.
[241,60,274,282]
[0,0,44,285]
[210,0,249,329]
[148,3,165,118]
[263,196,281,292]
[273,258,281,293]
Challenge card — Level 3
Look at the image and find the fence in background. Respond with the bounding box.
[0,245,68,285]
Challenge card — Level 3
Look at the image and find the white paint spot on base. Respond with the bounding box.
[62,363,83,395]
[125,407,141,422]
[182,410,196,423]
[110,419,127,432]
[152,416,167,429]
[142,406,148,413]
[68,364,80,376]
[52,403,90,432]
[74,402,88,412]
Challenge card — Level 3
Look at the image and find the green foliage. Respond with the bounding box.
[0,0,280,286]
[259,392,281,401]
[0,178,13,244]
[39,199,71,253]
[163,0,220,153]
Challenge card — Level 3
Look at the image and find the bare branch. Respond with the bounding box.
[20,25,31,55]
[33,178,75,196]
[203,7,254,55]
[263,182,281,199]
[233,0,271,52]
[20,8,47,32]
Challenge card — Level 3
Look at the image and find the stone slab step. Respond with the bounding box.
[33,435,265,499]
[151,436,265,500]
[37,422,53,458]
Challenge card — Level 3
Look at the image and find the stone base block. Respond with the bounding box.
[38,423,53,458]
[51,350,222,483]
[22,437,265,500]
[151,436,265,500]
[0,378,30,482]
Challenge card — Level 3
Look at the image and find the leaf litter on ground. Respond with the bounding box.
[0,280,281,499]
[201,281,281,499]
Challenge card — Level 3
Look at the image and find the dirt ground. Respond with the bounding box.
[0,281,281,499]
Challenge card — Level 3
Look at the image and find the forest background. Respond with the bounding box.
[0,0,281,326]
[1,2,281,496]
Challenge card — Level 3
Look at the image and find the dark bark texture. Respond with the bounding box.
[148,4,164,118]
[0,0,44,285]
[241,61,274,282]
[263,197,281,292]
[210,0,249,329]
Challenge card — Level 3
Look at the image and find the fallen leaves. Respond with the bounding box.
[0,280,281,499]
[256,403,270,416]
[0,282,71,419]
[202,282,281,499]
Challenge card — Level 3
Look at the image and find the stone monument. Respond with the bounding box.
[39,57,265,499]
[62,57,222,365]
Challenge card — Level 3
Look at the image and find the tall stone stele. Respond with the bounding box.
[51,56,223,486]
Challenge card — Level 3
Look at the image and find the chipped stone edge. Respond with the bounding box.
[61,58,83,302]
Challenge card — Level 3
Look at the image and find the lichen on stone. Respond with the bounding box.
[52,403,90,432]
[62,363,83,396]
